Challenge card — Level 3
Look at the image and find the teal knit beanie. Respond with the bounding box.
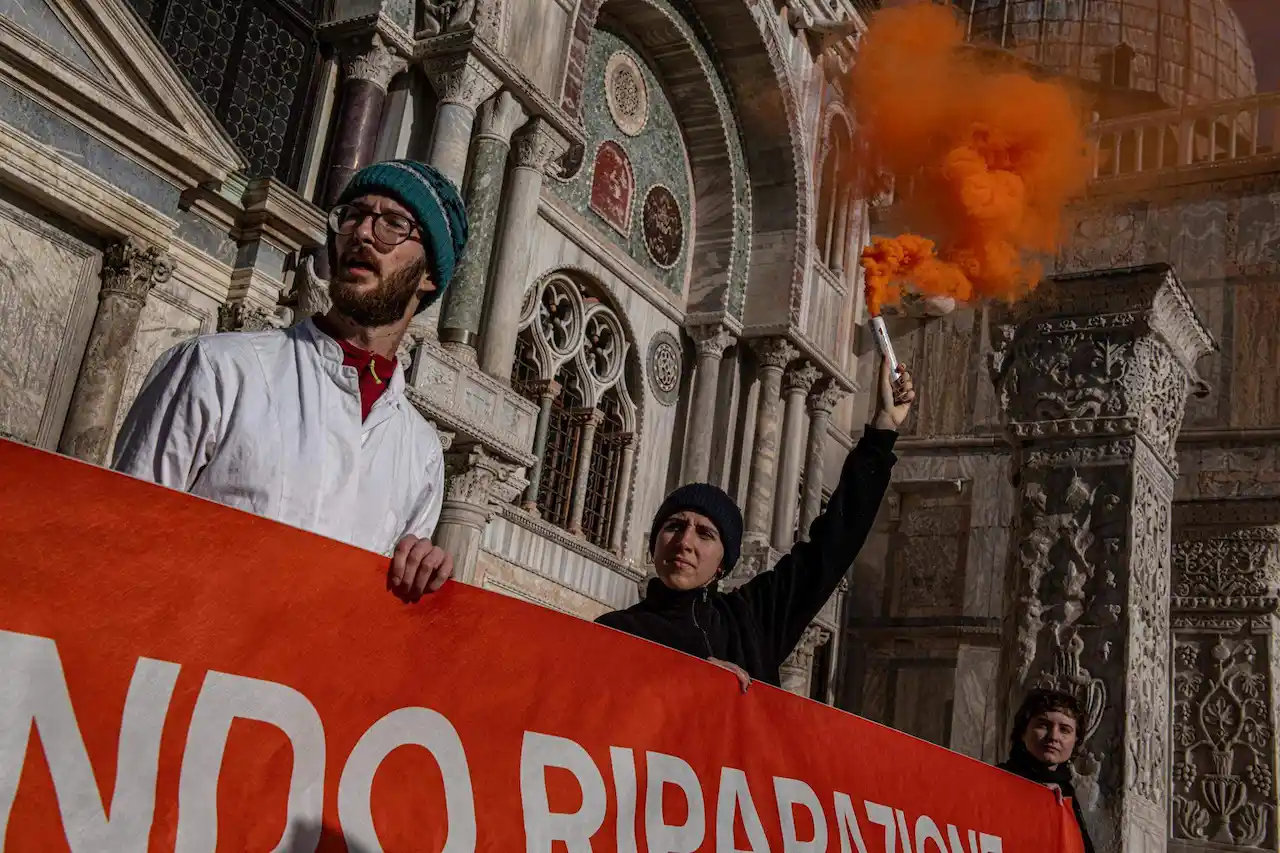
[336,159,469,311]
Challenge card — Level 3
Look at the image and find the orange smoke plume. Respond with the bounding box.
[850,2,1091,315]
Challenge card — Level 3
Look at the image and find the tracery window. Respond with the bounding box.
[512,273,639,553]
[128,0,321,184]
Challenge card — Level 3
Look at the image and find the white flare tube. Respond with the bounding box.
[870,315,900,376]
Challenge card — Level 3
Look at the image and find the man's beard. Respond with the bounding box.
[327,241,427,328]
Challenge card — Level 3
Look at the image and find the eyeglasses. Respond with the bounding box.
[328,204,419,246]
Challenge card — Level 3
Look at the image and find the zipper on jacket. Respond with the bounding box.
[691,588,713,659]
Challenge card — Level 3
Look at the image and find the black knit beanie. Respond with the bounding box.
[649,483,744,574]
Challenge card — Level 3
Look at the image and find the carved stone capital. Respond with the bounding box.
[512,118,569,173]
[218,301,287,333]
[751,337,800,373]
[343,37,407,90]
[689,323,735,360]
[806,377,847,416]
[443,445,525,519]
[570,407,605,429]
[785,622,832,670]
[529,379,562,401]
[990,264,1216,470]
[100,239,173,304]
[476,90,528,143]
[418,0,477,37]
[422,52,499,110]
[783,362,822,396]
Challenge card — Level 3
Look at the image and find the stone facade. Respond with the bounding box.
[5,0,1280,847]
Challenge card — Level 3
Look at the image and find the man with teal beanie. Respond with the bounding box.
[114,160,467,602]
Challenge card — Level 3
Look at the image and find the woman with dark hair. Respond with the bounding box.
[594,359,914,689]
[999,688,1096,853]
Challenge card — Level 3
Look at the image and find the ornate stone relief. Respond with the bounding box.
[1170,499,1280,850]
[444,444,527,518]
[992,266,1215,849]
[418,0,475,37]
[604,51,649,137]
[646,330,682,407]
[217,302,288,333]
[1172,634,1276,847]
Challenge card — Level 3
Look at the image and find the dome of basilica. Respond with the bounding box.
[953,0,1257,108]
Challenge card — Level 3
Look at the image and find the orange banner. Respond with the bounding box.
[0,439,1085,852]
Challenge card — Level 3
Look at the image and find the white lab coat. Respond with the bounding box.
[112,319,444,556]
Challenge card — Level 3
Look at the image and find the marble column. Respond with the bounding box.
[1169,500,1280,850]
[609,433,637,555]
[478,119,567,381]
[772,361,821,550]
[320,36,406,209]
[315,36,406,279]
[439,90,527,356]
[436,445,525,585]
[681,323,735,484]
[780,623,831,698]
[830,187,851,273]
[566,408,604,537]
[421,53,500,190]
[59,240,174,465]
[743,338,799,543]
[989,264,1216,853]
[520,379,560,513]
[798,377,847,541]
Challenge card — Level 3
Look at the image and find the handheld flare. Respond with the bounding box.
[870,316,900,376]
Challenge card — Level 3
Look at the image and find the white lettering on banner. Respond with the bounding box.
[916,815,949,853]
[610,746,640,853]
[775,777,828,852]
[833,793,871,853]
[947,825,979,853]
[0,631,1015,853]
[175,671,326,853]
[520,731,606,853]
[0,630,178,850]
[716,768,769,853]
[866,801,898,852]
[337,707,477,852]
[646,751,706,853]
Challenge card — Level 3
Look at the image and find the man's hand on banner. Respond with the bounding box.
[708,658,751,693]
[389,535,454,602]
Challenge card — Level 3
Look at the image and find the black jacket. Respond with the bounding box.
[998,743,1097,853]
[594,426,898,686]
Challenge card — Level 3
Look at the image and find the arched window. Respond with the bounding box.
[817,111,857,274]
[512,273,639,554]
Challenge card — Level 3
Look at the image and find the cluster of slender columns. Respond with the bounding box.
[681,330,848,555]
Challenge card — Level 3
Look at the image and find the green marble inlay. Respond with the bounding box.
[441,135,509,335]
[550,30,693,297]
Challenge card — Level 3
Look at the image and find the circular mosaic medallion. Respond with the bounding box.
[605,51,649,137]
[647,330,682,407]
[642,185,684,269]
